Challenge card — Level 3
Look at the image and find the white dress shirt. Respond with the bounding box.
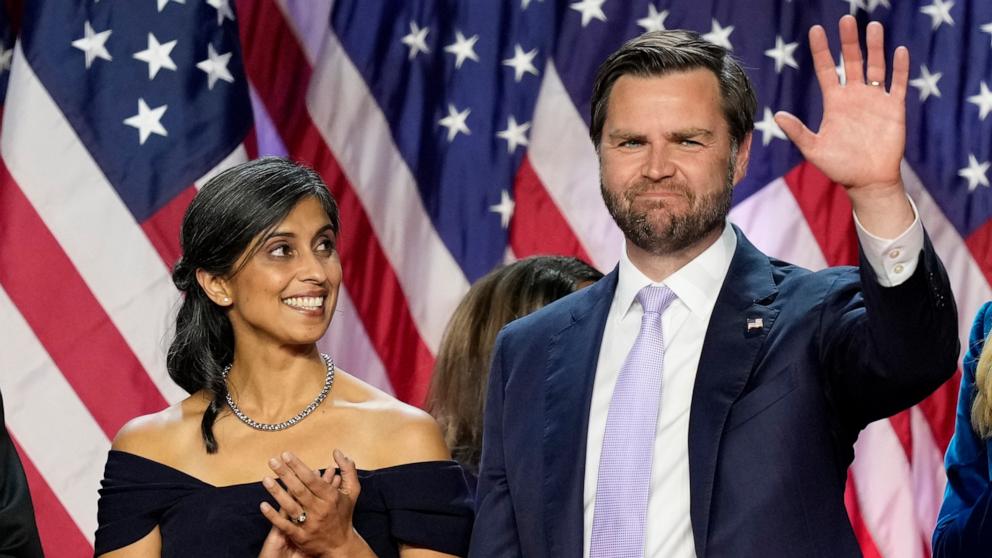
[582,202,924,558]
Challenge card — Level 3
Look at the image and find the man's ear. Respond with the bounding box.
[195,268,233,307]
[733,132,753,185]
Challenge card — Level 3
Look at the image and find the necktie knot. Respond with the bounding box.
[636,285,677,316]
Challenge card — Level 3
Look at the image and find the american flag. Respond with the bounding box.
[0,0,987,556]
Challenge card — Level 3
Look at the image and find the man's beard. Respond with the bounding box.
[601,153,737,256]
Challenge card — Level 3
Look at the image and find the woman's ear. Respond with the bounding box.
[195,269,233,307]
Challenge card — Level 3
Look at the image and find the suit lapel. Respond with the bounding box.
[688,228,780,557]
[543,269,617,558]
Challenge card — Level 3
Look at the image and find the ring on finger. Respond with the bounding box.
[869,80,882,87]
[292,510,308,525]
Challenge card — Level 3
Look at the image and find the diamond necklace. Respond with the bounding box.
[222,353,335,431]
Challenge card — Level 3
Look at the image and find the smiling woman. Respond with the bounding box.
[92,158,473,558]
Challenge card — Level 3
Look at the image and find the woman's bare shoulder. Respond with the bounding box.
[111,393,209,461]
[333,370,451,468]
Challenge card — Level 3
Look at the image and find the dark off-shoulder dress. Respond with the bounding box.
[94,451,474,557]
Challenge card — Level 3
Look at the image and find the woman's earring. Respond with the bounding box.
[222,297,231,304]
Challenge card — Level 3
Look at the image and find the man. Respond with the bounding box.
[0,390,43,558]
[470,16,958,558]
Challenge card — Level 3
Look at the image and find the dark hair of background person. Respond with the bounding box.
[588,29,756,152]
[427,256,603,474]
[168,157,340,454]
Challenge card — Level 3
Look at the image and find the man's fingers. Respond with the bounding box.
[808,25,840,91]
[864,21,886,88]
[774,111,815,154]
[838,15,864,85]
[890,46,910,101]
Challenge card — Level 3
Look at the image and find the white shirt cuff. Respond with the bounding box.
[852,195,924,288]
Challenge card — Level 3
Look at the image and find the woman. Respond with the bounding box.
[95,158,473,557]
[427,256,602,482]
[933,302,992,556]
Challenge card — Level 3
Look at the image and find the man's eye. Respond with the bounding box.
[620,139,642,147]
[680,139,702,147]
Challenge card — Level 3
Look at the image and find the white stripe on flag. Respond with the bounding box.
[1,42,184,404]
[729,177,829,271]
[911,406,947,541]
[852,419,923,558]
[529,61,623,271]
[319,284,394,395]
[903,160,990,355]
[0,285,108,544]
[304,26,469,352]
[193,144,249,190]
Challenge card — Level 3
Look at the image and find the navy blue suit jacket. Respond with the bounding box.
[470,227,958,557]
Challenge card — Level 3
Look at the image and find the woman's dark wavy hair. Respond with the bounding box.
[426,256,603,473]
[168,157,339,453]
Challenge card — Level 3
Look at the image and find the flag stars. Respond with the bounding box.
[444,31,480,69]
[909,65,942,101]
[124,98,168,145]
[503,45,539,82]
[570,0,607,27]
[765,36,800,73]
[637,5,668,33]
[197,44,234,89]
[439,104,471,142]
[133,33,178,79]
[496,116,531,153]
[490,190,515,229]
[72,21,112,69]
[754,108,787,146]
[969,82,992,120]
[982,22,992,48]
[156,0,185,12]
[920,0,954,30]
[207,0,236,26]
[866,0,891,12]
[401,22,431,60]
[703,19,735,51]
[843,0,866,14]
[959,154,990,192]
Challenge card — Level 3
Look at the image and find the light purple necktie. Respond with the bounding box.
[590,285,677,558]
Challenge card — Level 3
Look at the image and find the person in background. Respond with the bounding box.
[933,303,992,556]
[94,158,473,558]
[428,256,603,485]
[0,389,44,558]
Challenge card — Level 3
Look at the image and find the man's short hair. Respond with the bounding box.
[589,30,757,151]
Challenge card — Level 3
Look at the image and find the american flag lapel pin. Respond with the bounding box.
[746,317,764,332]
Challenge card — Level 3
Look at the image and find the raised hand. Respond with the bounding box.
[259,449,374,558]
[774,15,915,237]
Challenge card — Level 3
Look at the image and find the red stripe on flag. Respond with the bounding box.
[965,218,992,288]
[0,161,168,437]
[237,0,436,405]
[916,369,960,451]
[140,185,195,269]
[845,474,884,558]
[510,155,594,265]
[888,409,914,460]
[782,161,859,266]
[10,432,92,557]
[245,125,260,160]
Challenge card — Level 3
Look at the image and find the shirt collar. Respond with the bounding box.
[614,221,738,319]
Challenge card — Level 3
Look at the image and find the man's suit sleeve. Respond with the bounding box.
[822,232,959,431]
[469,329,523,556]
[932,302,992,557]
[0,391,44,558]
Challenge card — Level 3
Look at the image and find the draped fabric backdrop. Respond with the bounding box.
[0,0,988,556]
